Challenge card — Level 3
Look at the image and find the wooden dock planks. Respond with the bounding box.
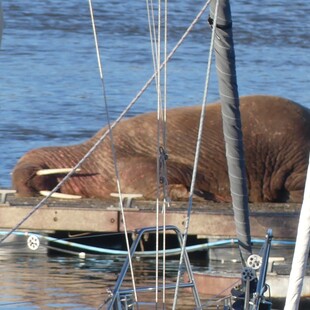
[0,194,301,238]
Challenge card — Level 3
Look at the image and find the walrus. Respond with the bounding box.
[12,95,310,203]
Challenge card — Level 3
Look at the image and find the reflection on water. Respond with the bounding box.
[1,255,113,309]
[0,235,212,309]
[1,233,309,309]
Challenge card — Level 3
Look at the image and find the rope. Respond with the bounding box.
[0,231,296,256]
[172,0,218,308]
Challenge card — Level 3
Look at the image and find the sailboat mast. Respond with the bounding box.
[209,0,252,261]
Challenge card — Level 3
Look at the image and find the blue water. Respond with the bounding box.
[1,0,309,189]
[0,0,309,308]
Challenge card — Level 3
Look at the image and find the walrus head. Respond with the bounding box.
[12,163,58,197]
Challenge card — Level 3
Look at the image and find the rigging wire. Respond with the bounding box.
[147,0,169,305]
[161,1,169,305]
[172,0,219,308]
[87,0,139,305]
[146,0,159,88]
[155,1,162,303]
[146,0,169,304]
[0,2,209,246]
[162,1,170,305]
[147,0,171,305]
[0,0,209,247]
[146,0,161,303]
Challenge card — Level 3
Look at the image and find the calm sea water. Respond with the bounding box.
[0,0,309,309]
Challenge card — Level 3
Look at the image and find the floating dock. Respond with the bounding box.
[0,190,301,239]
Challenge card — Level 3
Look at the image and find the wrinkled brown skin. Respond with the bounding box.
[12,95,310,203]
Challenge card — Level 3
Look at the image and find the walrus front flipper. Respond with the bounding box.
[117,157,191,201]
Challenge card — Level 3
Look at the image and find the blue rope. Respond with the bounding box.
[0,231,295,257]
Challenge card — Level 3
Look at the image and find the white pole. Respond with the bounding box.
[284,153,310,310]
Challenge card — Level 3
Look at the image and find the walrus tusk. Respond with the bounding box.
[36,168,81,176]
[39,191,82,199]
